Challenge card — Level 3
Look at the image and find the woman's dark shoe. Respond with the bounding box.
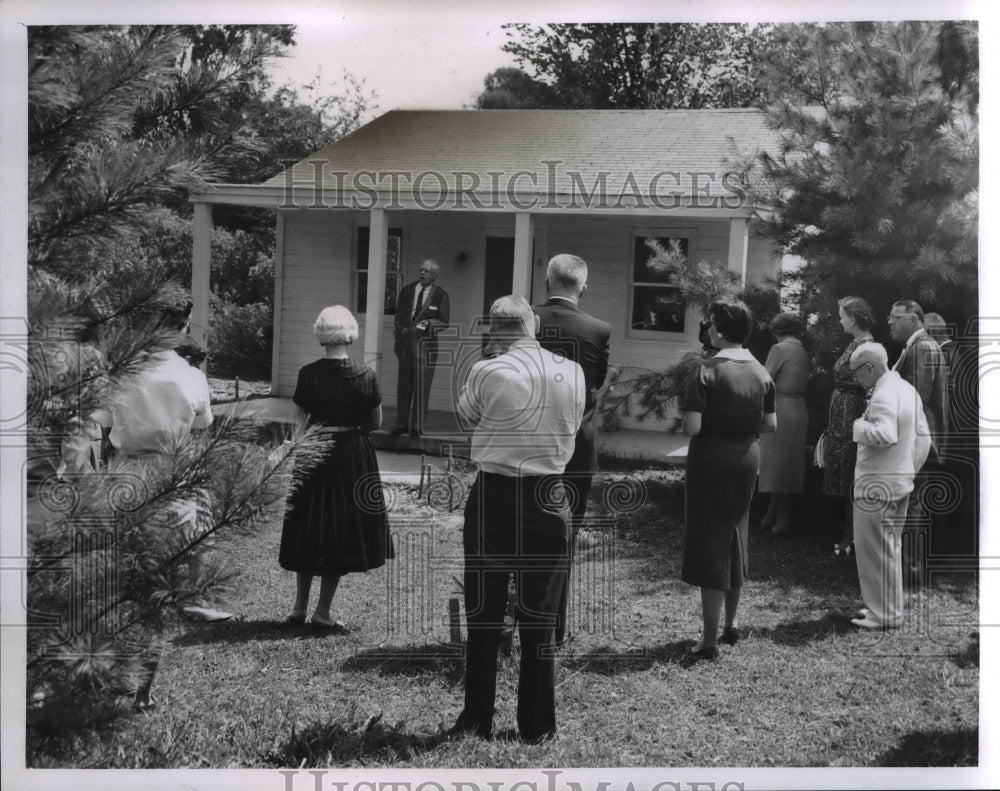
[285,613,306,625]
[309,615,349,634]
[721,626,740,645]
[683,643,719,665]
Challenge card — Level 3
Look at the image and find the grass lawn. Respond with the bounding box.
[26,467,979,769]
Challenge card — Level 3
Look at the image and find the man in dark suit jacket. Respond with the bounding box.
[392,260,450,436]
[889,299,950,585]
[533,253,611,646]
[889,300,948,464]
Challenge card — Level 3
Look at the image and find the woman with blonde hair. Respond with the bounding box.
[279,306,393,630]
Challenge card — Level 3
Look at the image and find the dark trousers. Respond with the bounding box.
[555,410,598,644]
[395,352,435,432]
[459,471,570,742]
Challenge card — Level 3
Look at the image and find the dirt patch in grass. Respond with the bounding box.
[208,377,272,404]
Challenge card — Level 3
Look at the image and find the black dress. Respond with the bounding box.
[279,358,393,575]
[681,352,775,590]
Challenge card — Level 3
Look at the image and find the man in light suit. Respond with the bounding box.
[848,342,930,629]
[533,254,611,647]
[392,259,450,436]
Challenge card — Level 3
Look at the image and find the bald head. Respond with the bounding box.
[489,294,538,349]
[546,254,588,301]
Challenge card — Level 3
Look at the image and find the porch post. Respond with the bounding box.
[191,202,213,354]
[363,207,388,376]
[512,212,534,299]
[727,217,749,285]
[270,212,285,394]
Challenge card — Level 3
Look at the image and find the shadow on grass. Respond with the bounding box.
[264,712,448,768]
[751,612,852,646]
[876,726,978,766]
[171,618,351,647]
[950,633,979,669]
[340,643,464,681]
[560,640,691,674]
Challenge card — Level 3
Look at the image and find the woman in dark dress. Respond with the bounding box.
[681,299,776,661]
[822,296,875,557]
[280,305,393,630]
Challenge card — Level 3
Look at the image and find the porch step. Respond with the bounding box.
[371,430,471,458]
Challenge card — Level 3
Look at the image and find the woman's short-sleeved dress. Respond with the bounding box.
[682,350,776,591]
[279,358,393,576]
[758,338,811,494]
[821,337,869,498]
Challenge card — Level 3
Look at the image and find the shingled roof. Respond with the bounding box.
[263,109,781,202]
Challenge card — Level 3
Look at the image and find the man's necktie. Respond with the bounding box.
[413,286,424,319]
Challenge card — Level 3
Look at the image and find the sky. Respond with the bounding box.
[265,20,517,118]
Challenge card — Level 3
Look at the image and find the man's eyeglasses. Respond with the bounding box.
[887,312,915,323]
[851,361,871,375]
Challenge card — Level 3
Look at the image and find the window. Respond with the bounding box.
[355,226,403,315]
[630,234,690,334]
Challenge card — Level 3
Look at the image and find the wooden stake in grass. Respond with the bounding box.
[448,597,462,645]
[501,577,517,656]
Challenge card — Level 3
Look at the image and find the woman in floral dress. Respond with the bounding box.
[822,296,875,556]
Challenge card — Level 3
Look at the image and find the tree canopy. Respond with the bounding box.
[747,21,978,349]
[476,23,766,109]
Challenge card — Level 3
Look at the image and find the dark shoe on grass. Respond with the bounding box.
[446,712,492,740]
[309,616,349,634]
[721,626,740,645]
[682,643,719,666]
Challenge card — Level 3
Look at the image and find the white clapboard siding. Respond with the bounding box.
[275,210,782,430]
[277,210,353,394]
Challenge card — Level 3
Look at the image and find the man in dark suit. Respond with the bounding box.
[392,259,450,436]
[533,253,611,646]
[889,300,948,465]
[888,299,949,585]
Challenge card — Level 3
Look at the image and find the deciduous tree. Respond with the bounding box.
[482,23,767,109]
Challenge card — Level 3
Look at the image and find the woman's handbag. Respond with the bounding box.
[813,432,827,468]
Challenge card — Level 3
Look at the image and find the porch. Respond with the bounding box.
[213,397,689,466]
